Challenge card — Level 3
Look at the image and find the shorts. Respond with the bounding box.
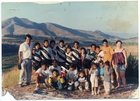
[90,77,98,87]
[98,78,103,86]
[39,77,48,84]
[115,64,125,71]
[84,59,92,69]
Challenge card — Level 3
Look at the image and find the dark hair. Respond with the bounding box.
[44,40,48,43]
[34,42,40,47]
[41,61,49,67]
[50,40,55,44]
[52,69,59,73]
[116,40,122,44]
[66,45,71,50]
[80,47,87,54]
[91,62,97,67]
[96,46,100,49]
[91,44,96,48]
[73,41,79,45]
[59,39,64,43]
[25,34,32,40]
[99,60,104,64]
[102,39,108,43]
[79,70,84,74]
[105,61,110,66]
[69,63,75,68]
[52,59,57,63]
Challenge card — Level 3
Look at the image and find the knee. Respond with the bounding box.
[75,81,79,87]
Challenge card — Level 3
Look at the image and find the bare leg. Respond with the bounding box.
[92,87,94,91]
[120,71,126,89]
[85,68,88,77]
[115,69,120,87]
[36,74,41,84]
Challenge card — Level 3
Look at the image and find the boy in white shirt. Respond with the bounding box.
[49,59,61,75]
[34,62,52,90]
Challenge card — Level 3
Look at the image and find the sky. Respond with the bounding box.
[1,1,138,38]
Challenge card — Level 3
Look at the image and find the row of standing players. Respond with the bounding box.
[32,39,114,95]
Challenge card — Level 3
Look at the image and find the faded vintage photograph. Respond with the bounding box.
[1,1,138,100]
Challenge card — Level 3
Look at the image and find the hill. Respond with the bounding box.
[2,17,121,41]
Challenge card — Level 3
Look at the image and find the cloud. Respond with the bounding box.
[106,16,132,33]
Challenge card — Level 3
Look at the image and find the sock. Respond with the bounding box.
[37,83,39,86]
[111,81,114,83]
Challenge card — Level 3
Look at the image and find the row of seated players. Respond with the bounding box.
[35,59,111,95]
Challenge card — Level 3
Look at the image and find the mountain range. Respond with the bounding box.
[2,17,122,41]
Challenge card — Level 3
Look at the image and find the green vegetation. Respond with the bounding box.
[2,55,18,73]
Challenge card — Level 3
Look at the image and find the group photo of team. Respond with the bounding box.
[18,34,128,96]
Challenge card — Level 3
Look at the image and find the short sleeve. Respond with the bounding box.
[19,44,24,52]
[109,46,114,55]
[35,68,41,73]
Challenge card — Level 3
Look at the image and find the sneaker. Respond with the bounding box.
[43,83,48,88]
[19,84,23,87]
[92,91,94,95]
[78,86,83,92]
[35,84,40,90]
[97,90,100,95]
[94,91,97,95]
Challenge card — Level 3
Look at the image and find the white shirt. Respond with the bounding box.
[90,69,98,79]
[49,65,61,74]
[94,51,104,63]
[19,42,34,59]
[66,69,78,81]
[35,68,52,77]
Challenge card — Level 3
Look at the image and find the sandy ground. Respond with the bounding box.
[2,75,139,100]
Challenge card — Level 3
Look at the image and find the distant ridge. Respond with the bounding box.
[2,17,121,41]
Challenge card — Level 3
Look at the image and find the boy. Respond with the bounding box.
[94,46,104,63]
[48,69,65,91]
[104,61,112,95]
[56,40,66,66]
[32,42,42,74]
[49,59,61,75]
[102,39,115,88]
[97,60,105,94]
[65,45,73,70]
[71,41,81,71]
[34,62,52,90]
[40,40,53,66]
[66,63,78,91]
[84,44,97,78]
[50,40,57,59]
[76,70,89,92]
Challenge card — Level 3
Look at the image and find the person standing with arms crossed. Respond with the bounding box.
[18,34,34,87]
[102,39,115,88]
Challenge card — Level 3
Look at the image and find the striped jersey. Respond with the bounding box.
[85,49,97,61]
[50,45,57,59]
[40,46,53,60]
[32,49,42,63]
[71,48,81,61]
[56,45,66,62]
[65,51,73,65]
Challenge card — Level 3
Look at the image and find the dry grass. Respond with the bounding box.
[2,66,20,87]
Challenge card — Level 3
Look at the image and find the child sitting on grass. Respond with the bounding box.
[34,62,52,90]
[104,61,112,95]
[66,63,78,91]
[48,69,65,91]
[76,70,89,92]
[89,63,98,95]
[97,60,105,94]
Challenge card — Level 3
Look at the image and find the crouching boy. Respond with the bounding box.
[48,69,65,91]
[34,62,52,90]
[66,63,78,91]
[75,70,89,92]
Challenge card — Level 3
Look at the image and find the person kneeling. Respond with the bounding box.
[34,62,52,90]
[48,69,65,91]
